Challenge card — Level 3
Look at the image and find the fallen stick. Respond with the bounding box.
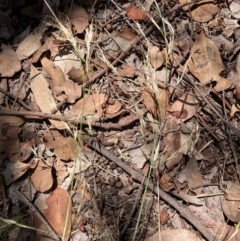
[83,135,219,241]
[0,110,143,131]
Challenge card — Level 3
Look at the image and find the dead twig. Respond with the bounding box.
[13,63,31,107]
[120,167,147,237]
[83,136,219,241]
[0,110,145,130]
[182,72,240,139]
[85,16,162,87]
[16,190,60,241]
[0,87,35,111]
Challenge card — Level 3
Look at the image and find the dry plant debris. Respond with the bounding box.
[2,0,240,241]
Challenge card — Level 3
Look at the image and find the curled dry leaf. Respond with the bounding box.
[168,90,199,123]
[117,28,137,41]
[70,94,106,118]
[30,160,53,192]
[41,57,82,103]
[188,31,232,92]
[0,44,21,77]
[149,46,164,69]
[142,89,158,118]
[67,67,88,84]
[64,3,89,34]
[31,37,57,63]
[41,57,65,87]
[106,101,122,114]
[159,175,174,191]
[54,52,86,76]
[178,0,219,22]
[230,103,240,117]
[39,188,72,241]
[1,161,34,186]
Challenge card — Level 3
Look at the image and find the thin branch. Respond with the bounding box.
[83,136,219,241]
[0,109,144,131]
[17,190,60,241]
[0,87,35,111]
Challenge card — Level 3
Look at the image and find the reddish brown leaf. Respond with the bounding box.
[167,90,199,123]
[142,89,158,118]
[126,7,149,22]
[169,109,188,119]
[159,207,170,224]
[159,175,174,191]
[67,67,87,84]
[40,188,72,241]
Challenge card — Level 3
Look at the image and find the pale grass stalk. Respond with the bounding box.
[0,216,36,229]
[132,1,178,239]
[97,44,119,75]
[0,216,59,240]
[132,139,161,241]
[43,0,84,72]
[42,2,89,240]
[195,192,224,198]
[226,222,240,241]
[85,24,94,72]
[177,52,192,85]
